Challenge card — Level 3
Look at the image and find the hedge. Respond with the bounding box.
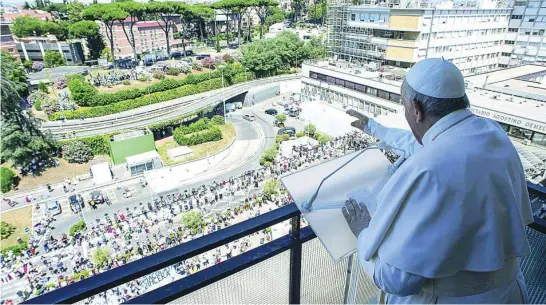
[82,63,247,107]
[1,221,16,240]
[61,132,119,155]
[173,126,223,146]
[34,100,42,111]
[1,240,28,256]
[50,78,224,120]
[0,167,16,193]
[69,220,86,236]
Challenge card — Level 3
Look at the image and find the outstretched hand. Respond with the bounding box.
[346,110,370,134]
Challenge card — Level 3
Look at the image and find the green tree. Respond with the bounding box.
[12,16,44,37]
[0,51,28,97]
[265,6,285,28]
[189,4,214,43]
[69,20,105,60]
[38,82,49,93]
[263,178,280,200]
[43,50,66,68]
[91,246,111,268]
[241,38,282,76]
[212,0,237,46]
[275,113,287,124]
[23,60,33,70]
[0,167,17,193]
[308,1,327,22]
[83,4,128,62]
[116,1,145,60]
[101,47,112,62]
[67,1,85,23]
[251,0,279,39]
[0,75,58,174]
[227,0,252,46]
[181,210,204,229]
[62,140,94,163]
[69,220,86,236]
[1,221,17,239]
[303,123,317,136]
[146,1,181,56]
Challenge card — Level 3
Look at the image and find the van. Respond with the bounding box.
[243,114,256,122]
[234,102,243,109]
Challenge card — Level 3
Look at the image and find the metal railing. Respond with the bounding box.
[26,184,546,304]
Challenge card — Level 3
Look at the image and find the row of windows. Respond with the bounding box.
[350,13,390,23]
[514,0,546,7]
[424,28,505,41]
[426,15,509,25]
[429,43,501,53]
[309,72,402,104]
[509,28,546,35]
[511,15,546,22]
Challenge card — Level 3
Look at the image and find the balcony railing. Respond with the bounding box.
[26,184,546,304]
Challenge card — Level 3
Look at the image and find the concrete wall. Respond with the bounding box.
[243,83,280,106]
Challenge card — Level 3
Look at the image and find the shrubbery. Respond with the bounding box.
[0,167,16,193]
[259,144,280,166]
[211,115,225,126]
[138,74,150,82]
[152,70,165,80]
[44,50,66,68]
[38,82,48,93]
[173,126,222,146]
[166,68,180,76]
[54,77,67,90]
[1,240,27,256]
[69,220,86,236]
[1,221,16,240]
[62,140,94,163]
[31,61,44,72]
[61,133,117,155]
[34,100,42,111]
[122,80,130,86]
[68,78,97,106]
[40,96,61,115]
[192,60,203,71]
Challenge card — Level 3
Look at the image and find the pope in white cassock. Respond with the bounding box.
[342,58,534,304]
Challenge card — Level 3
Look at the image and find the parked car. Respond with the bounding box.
[225,103,236,112]
[90,190,107,204]
[265,108,278,116]
[277,126,296,136]
[243,114,256,122]
[288,109,300,117]
[46,200,61,216]
[195,54,211,60]
[69,194,84,213]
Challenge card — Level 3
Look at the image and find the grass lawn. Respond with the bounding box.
[157,123,236,166]
[4,155,110,193]
[0,206,32,249]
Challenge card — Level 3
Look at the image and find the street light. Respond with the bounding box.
[218,65,226,123]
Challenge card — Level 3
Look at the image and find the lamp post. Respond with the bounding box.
[245,67,249,81]
[147,75,152,105]
[218,64,226,123]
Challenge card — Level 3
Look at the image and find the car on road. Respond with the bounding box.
[265,108,278,116]
[277,126,296,136]
[243,114,256,122]
[69,194,84,213]
[288,109,300,117]
[46,200,61,216]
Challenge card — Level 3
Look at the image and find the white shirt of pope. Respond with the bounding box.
[343,58,534,304]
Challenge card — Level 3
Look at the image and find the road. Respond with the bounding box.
[41,75,300,139]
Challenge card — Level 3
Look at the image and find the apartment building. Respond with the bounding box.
[2,8,53,21]
[328,1,511,76]
[0,18,20,60]
[500,0,546,67]
[98,20,183,60]
[16,36,84,64]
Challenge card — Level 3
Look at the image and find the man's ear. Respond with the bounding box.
[411,100,424,123]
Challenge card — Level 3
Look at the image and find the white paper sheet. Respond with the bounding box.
[281,149,392,263]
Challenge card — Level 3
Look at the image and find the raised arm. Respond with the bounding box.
[347,109,421,157]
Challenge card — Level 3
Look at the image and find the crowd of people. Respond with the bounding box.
[0,131,392,305]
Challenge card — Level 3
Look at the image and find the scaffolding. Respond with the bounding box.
[326,0,386,71]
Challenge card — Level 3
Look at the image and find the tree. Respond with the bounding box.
[62,140,93,163]
[308,1,327,22]
[0,167,17,193]
[263,178,280,200]
[252,0,279,39]
[212,0,237,47]
[265,6,285,28]
[227,0,252,46]
[67,1,85,23]
[116,1,145,60]
[303,124,317,136]
[12,16,44,37]
[275,113,287,124]
[146,1,181,56]
[0,74,58,174]
[189,4,214,43]
[83,4,128,62]
[43,50,66,68]
[241,38,282,76]
[1,51,28,97]
[290,0,307,22]
[181,210,204,230]
[91,246,111,268]
[69,21,105,60]
[101,48,112,62]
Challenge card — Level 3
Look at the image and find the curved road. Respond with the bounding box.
[42,75,299,139]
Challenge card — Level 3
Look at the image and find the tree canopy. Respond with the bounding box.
[69,21,104,60]
[12,16,63,38]
[83,4,128,62]
[0,51,28,97]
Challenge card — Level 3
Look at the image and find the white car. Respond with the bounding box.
[46,201,61,216]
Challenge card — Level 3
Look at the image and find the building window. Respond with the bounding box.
[502,52,511,56]
[505,40,515,44]
[351,14,356,21]
[366,87,377,96]
[532,132,546,146]
[514,1,527,5]
[310,72,318,79]
[511,15,523,19]
[508,28,518,32]
[509,126,532,140]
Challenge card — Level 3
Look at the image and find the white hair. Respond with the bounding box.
[401,79,469,118]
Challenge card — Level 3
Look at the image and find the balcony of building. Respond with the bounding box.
[24,183,546,304]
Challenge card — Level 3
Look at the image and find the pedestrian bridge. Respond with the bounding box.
[25,183,546,304]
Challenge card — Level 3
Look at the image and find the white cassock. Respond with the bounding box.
[357,108,534,304]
